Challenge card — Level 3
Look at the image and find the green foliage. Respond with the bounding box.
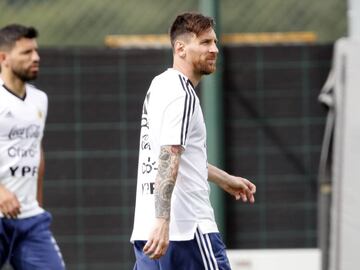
[221,0,347,41]
[0,0,346,47]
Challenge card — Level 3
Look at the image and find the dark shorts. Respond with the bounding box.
[133,228,231,270]
[0,211,65,270]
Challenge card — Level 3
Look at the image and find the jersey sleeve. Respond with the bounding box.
[42,92,49,121]
[159,93,195,148]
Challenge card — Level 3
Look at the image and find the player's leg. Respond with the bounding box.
[9,212,65,270]
[133,240,160,270]
[158,236,205,270]
[0,219,10,268]
[133,228,231,270]
[133,239,205,270]
[159,228,231,270]
[195,229,232,270]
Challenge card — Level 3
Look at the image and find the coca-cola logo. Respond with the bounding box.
[8,125,40,140]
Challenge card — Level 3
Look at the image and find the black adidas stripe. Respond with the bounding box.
[179,75,196,145]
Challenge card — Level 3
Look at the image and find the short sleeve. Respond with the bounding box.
[159,94,195,148]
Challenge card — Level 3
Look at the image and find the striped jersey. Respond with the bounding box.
[0,79,46,218]
[131,68,218,241]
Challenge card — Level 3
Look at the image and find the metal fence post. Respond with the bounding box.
[199,0,225,236]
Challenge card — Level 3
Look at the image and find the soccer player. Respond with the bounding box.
[0,24,65,269]
[131,12,256,269]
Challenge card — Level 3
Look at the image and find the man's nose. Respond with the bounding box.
[210,43,219,53]
[32,51,40,62]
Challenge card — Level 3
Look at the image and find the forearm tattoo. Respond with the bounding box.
[154,145,183,220]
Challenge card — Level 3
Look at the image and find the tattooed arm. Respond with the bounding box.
[143,145,184,259]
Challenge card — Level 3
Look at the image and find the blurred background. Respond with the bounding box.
[0,0,346,46]
[0,0,349,269]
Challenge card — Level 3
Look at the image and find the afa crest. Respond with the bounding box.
[37,110,43,119]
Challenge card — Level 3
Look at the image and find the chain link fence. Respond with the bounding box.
[0,0,347,47]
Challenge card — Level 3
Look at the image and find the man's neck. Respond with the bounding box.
[0,72,26,98]
[172,62,201,88]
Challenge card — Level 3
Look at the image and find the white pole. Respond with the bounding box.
[348,0,360,40]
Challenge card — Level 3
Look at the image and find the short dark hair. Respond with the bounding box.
[0,24,38,50]
[169,12,215,48]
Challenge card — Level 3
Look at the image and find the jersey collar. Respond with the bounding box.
[169,68,195,89]
[2,83,27,101]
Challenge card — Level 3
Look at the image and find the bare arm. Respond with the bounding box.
[208,163,256,203]
[37,145,45,207]
[143,145,184,259]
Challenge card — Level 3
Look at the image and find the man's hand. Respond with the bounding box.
[0,185,20,218]
[143,218,170,260]
[224,175,256,203]
[208,164,256,203]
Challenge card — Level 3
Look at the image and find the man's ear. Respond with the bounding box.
[0,51,5,63]
[0,50,8,66]
[0,49,11,70]
[174,40,186,58]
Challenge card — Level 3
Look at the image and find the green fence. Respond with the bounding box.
[0,0,346,46]
[223,45,332,248]
[35,48,171,269]
[7,44,329,269]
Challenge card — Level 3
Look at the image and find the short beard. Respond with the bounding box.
[194,59,216,76]
[198,65,216,75]
[13,68,38,82]
[200,69,214,75]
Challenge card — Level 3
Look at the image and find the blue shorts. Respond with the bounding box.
[133,228,231,270]
[0,211,65,270]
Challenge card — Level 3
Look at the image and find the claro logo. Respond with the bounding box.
[8,125,40,140]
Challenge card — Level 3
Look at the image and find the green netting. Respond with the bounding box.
[0,0,346,46]
[223,44,331,248]
[0,43,331,269]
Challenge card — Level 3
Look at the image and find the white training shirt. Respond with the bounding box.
[0,80,46,218]
[131,68,218,242]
